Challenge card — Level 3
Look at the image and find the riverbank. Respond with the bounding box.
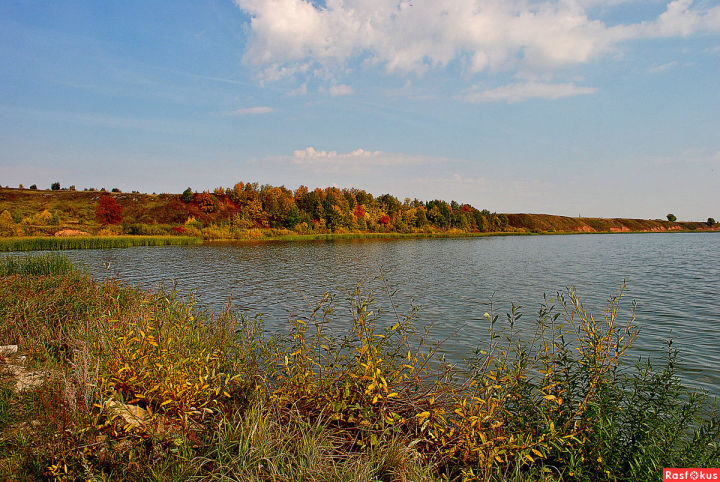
[2,228,718,252]
[1,254,717,480]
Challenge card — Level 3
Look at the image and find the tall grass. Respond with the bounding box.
[0,253,75,276]
[0,259,718,480]
[0,235,202,252]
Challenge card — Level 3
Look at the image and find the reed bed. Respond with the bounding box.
[0,253,75,276]
[0,235,202,252]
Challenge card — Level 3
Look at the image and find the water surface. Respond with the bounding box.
[46,233,720,395]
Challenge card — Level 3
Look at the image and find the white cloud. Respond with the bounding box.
[328,84,354,96]
[225,106,274,115]
[281,146,449,173]
[648,61,679,73]
[234,0,720,84]
[288,83,308,96]
[464,81,596,103]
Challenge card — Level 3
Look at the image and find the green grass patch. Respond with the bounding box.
[0,235,202,252]
[0,253,75,276]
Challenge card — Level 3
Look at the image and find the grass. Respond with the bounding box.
[0,256,718,480]
[0,253,75,276]
[0,235,202,252]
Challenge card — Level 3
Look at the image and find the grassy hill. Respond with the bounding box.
[0,186,717,242]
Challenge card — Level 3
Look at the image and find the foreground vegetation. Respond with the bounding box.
[1,255,718,480]
[1,186,717,248]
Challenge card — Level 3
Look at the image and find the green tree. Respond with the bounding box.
[181,187,194,203]
[51,182,60,191]
[284,206,301,229]
[707,218,716,226]
[666,213,677,222]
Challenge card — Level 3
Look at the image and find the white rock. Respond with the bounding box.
[104,400,150,429]
[0,345,18,357]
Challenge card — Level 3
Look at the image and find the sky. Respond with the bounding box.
[0,0,718,220]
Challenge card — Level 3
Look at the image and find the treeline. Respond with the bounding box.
[177,183,508,234]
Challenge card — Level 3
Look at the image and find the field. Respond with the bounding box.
[1,255,718,480]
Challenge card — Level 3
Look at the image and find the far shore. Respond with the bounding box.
[1,227,719,252]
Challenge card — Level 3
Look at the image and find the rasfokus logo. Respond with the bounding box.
[664,468,720,481]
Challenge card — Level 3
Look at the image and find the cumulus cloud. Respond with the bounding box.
[274,146,452,173]
[328,84,354,96]
[465,81,597,102]
[234,0,720,84]
[225,106,274,115]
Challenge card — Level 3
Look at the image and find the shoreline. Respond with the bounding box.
[0,228,718,251]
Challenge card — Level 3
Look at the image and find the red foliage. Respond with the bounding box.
[354,204,366,218]
[461,204,473,213]
[172,226,186,234]
[379,215,391,225]
[195,191,215,214]
[95,195,123,225]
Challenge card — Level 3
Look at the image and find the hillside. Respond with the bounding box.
[0,185,717,239]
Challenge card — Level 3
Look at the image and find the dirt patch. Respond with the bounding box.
[54,229,91,237]
[1,345,49,393]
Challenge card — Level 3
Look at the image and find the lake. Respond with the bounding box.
[36,232,720,396]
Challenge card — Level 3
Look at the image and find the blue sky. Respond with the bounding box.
[0,0,718,220]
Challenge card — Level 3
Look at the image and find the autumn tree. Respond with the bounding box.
[196,191,215,213]
[667,214,677,222]
[354,204,366,218]
[95,195,123,225]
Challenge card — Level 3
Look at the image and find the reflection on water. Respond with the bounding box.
[34,232,720,395]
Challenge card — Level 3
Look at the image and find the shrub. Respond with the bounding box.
[51,182,60,191]
[667,213,677,222]
[95,195,123,225]
[708,218,716,226]
[0,210,23,237]
[29,184,37,190]
[111,187,121,193]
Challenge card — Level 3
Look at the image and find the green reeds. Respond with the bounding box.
[0,253,75,276]
[0,235,202,252]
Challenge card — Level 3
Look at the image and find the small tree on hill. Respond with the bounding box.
[51,182,60,191]
[666,213,677,222]
[708,218,716,227]
[96,195,123,225]
[29,184,37,190]
[181,187,194,203]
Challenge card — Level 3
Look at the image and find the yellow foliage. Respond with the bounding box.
[0,210,23,236]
